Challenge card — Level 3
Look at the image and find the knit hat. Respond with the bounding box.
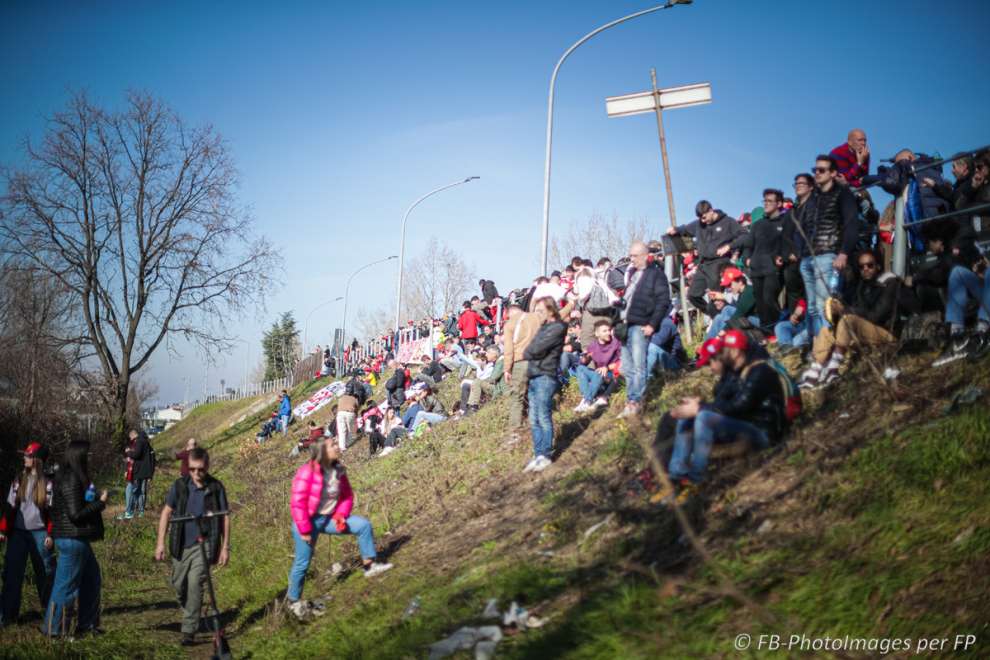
[696,337,724,367]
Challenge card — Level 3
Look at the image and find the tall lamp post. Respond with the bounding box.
[303,296,343,354]
[394,177,480,331]
[343,255,398,352]
[540,0,693,276]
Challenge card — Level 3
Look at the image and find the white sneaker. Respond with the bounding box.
[522,457,539,473]
[593,397,608,409]
[531,456,552,472]
[573,400,589,413]
[288,599,310,620]
[364,562,393,578]
[380,446,395,456]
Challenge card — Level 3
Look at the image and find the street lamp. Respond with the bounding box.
[539,0,693,276]
[342,255,398,353]
[394,177,480,331]
[303,295,344,353]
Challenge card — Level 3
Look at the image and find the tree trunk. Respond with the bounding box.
[112,379,130,449]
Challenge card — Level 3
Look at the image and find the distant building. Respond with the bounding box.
[143,405,185,432]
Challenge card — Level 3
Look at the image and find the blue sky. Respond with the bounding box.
[2,0,988,405]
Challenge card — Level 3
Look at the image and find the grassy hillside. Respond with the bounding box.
[2,349,989,659]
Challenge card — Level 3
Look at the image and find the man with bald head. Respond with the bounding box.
[830,128,870,187]
[617,240,671,418]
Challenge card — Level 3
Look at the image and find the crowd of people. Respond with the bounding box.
[2,129,987,645]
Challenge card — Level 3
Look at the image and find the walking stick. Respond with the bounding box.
[167,510,232,660]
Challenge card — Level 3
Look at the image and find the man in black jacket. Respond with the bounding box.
[120,429,153,520]
[665,330,781,502]
[668,201,744,316]
[384,361,406,409]
[734,189,787,327]
[618,241,671,418]
[799,156,860,339]
[154,448,229,647]
[798,250,898,388]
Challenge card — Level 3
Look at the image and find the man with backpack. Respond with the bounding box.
[154,447,229,647]
[664,330,791,503]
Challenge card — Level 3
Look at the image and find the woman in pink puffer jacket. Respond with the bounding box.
[286,441,392,619]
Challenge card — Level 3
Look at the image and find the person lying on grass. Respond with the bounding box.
[286,440,392,620]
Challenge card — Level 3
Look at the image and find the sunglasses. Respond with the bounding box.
[812,167,831,174]
[858,262,877,270]
[188,467,207,473]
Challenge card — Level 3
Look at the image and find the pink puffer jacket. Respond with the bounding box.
[290,461,354,535]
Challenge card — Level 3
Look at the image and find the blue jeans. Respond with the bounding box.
[647,343,681,378]
[620,325,649,403]
[288,515,377,601]
[668,410,770,483]
[527,375,557,459]
[559,351,579,382]
[125,478,147,515]
[946,266,990,326]
[280,414,290,435]
[43,538,101,636]
[1,528,55,623]
[575,364,604,402]
[706,305,737,339]
[774,318,809,347]
[412,411,446,429]
[800,253,837,338]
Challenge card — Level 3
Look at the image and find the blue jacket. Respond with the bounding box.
[279,395,291,417]
[650,316,682,354]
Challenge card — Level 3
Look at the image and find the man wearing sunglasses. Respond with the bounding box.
[798,250,898,388]
[155,448,230,647]
[796,156,860,340]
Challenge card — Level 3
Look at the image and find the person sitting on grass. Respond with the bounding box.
[663,330,784,505]
[797,250,899,388]
[458,347,505,415]
[574,320,621,413]
[289,421,326,458]
[287,441,392,620]
[773,299,809,354]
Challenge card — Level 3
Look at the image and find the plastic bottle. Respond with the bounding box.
[84,483,97,502]
[402,596,421,620]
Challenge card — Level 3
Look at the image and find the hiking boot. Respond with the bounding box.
[180,632,195,646]
[363,562,393,578]
[288,599,310,620]
[674,482,700,505]
[530,456,552,473]
[933,334,970,367]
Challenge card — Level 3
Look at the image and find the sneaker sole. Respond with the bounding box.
[932,353,966,367]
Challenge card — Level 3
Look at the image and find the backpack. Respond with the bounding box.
[605,266,626,293]
[743,359,802,426]
[584,279,619,316]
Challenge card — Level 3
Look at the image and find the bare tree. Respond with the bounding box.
[0,92,280,444]
[401,237,475,322]
[355,305,393,341]
[549,211,653,267]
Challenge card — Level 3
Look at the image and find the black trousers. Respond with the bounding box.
[782,261,805,313]
[688,258,729,317]
[752,273,782,327]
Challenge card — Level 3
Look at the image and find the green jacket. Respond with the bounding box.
[730,286,756,321]
[489,357,505,397]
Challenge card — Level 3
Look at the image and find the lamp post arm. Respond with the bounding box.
[540,0,686,276]
[394,177,479,331]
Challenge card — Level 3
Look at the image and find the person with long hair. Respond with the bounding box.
[0,442,55,626]
[43,441,107,637]
[522,296,572,473]
[286,440,392,620]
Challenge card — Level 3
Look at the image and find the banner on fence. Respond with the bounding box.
[291,381,346,420]
[395,335,434,364]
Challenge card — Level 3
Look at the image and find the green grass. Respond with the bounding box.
[2,358,989,659]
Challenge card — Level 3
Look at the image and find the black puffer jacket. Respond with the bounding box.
[524,321,567,379]
[622,262,671,331]
[705,362,785,443]
[385,368,406,409]
[809,185,859,257]
[844,272,900,331]
[51,470,105,541]
[675,211,745,261]
[733,215,786,276]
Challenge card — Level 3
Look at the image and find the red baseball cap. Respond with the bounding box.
[719,267,745,288]
[21,442,49,461]
[723,329,749,351]
[695,337,724,367]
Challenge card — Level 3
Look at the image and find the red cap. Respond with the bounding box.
[21,442,49,461]
[695,337,724,367]
[723,329,749,351]
[719,267,745,288]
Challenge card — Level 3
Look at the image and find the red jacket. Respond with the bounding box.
[457,309,489,340]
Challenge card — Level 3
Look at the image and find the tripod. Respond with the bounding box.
[166,510,232,660]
